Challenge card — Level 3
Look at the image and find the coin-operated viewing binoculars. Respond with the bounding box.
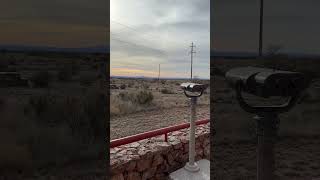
[226,67,309,180]
[180,82,208,172]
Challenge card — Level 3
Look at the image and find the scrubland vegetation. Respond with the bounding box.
[0,51,107,177]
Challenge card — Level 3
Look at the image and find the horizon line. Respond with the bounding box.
[110,75,209,80]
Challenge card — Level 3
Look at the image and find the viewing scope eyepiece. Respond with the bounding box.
[225,66,308,98]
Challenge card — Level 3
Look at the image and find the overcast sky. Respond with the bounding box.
[110,0,210,79]
[0,0,107,47]
[212,0,320,54]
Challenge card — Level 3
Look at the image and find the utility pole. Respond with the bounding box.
[190,42,196,81]
[158,64,161,81]
[258,0,264,57]
[158,64,160,91]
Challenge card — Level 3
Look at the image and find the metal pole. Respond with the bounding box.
[258,0,264,57]
[255,113,278,180]
[191,42,193,81]
[158,64,160,91]
[190,42,196,81]
[184,96,200,172]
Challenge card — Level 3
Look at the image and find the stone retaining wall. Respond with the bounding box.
[110,123,210,180]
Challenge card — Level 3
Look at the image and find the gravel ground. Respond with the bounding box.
[212,136,320,180]
[0,159,107,180]
[110,105,210,140]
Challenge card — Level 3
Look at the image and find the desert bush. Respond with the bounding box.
[127,82,134,88]
[30,71,51,88]
[142,83,149,89]
[136,91,153,104]
[57,68,73,81]
[80,72,96,86]
[0,89,107,174]
[118,92,132,103]
[118,91,153,105]
[70,62,80,76]
[120,84,126,89]
[111,90,154,116]
[110,96,136,116]
[161,88,175,94]
[0,97,5,111]
[27,95,51,120]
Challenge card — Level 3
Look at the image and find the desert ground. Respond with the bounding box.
[211,58,320,179]
[110,78,210,140]
[0,51,107,179]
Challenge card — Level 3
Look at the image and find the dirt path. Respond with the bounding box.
[110,105,209,140]
[212,136,320,180]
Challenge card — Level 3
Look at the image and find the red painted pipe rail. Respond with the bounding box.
[110,119,209,148]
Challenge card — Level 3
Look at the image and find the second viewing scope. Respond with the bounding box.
[225,67,308,98]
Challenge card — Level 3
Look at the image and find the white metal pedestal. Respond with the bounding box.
[169,159,210,180]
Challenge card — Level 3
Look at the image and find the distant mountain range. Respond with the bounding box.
[0,44,109,54]
[111,75,209,80]
[211,50,320,59]
[1,44,318,59]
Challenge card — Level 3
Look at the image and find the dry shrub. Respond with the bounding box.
[110,96,136,116]
[161,88,174,94]
[142,83,149,90]
[0,97,5,111]
[118,91,153,105]
[127,82,134,88]
[110,90,154,116]
[57,67,72,81]
[120,84,126,89]
[80,72,97,86]
[30,71,51,88]
[0,129,33,172]
[0,89,107,173]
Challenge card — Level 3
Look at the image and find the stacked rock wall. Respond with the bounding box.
[110,123,210,180]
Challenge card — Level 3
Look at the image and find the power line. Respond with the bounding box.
[110,30,161,49]
[111,19,182,47]
[110,36,168,56]
[111,19,169,43]
[110,32,169,53]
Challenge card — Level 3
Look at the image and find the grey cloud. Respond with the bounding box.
[111,39,168,59]
[212,0,320,53]
[0,0,107,26]
[111,0,209,78]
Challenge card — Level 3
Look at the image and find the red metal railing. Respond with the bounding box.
[110,119,209,148]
